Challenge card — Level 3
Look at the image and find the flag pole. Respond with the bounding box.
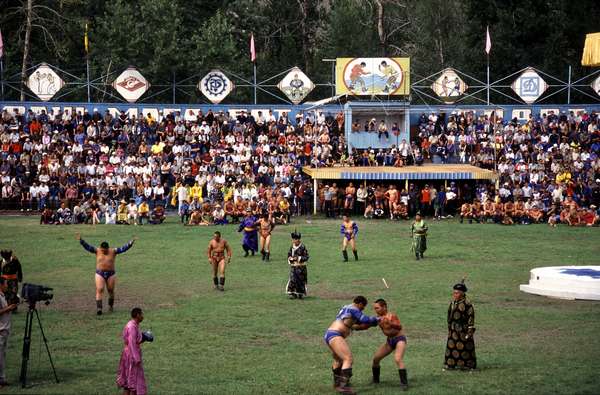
[0,58,4,101]
[486,54,489,105]
[86,56,91,103]
[253,62,257,105]
[85,23,91,103]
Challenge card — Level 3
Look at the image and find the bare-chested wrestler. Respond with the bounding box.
[324,295,380,394]
[371,298,408,390]
[255,213,275,261]
[344,183,356,213]
[384,185,399,219]
[77,233,136,315]
[340,215,359,262]
[207,231,233,291]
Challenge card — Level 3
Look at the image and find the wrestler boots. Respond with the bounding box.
[218,277,225,291]
[352,250,358,261]
[372,366,381,383]
[266,251,270,261]
[342,250,349,262]
[261,249,266,260]
[332,367,342,388]
[96,300,102,315]
[399,369,408,390]
[336,368,356,394]
[213,277,218,290]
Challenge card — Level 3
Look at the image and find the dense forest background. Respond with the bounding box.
[0,0,599,103]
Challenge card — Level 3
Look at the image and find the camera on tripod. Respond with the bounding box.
[20,283,53,306]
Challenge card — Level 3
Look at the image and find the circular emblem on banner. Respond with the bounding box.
[112,67,150,103]
[199,70,234,104]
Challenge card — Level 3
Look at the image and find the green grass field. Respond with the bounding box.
[0,216,599,394]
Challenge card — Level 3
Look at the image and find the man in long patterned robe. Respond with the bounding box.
[444,282,476,370]
[286,230,309,299]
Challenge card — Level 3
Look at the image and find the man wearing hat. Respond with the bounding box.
[76,233,136,315]
[444,280,476,370]
[237,208,258,257]
[286,230,309,299]
[410,212,428,260]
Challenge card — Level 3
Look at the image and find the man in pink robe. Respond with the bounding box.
[117,308,147,395]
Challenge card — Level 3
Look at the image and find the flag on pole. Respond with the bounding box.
[84,23,89,54]
[0,28,4,58]
[485,25,491,55]
[250,33,256,63]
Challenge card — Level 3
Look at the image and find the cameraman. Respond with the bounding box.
[0,277,17,387]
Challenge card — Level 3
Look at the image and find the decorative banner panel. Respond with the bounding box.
[592,74,600,97]
[277,67,314,104]
[431,68,468,103]
[112,67,150,103]
[511,67,548,104]
[26,63,64,101]
[199,70,234,104]
[336,57,410,96]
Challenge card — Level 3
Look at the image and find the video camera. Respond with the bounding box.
[21,283,54,305]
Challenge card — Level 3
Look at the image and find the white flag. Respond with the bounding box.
[485,26,491,55]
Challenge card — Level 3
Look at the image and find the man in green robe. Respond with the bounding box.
[411,212,428,260]
[444,281,476,370]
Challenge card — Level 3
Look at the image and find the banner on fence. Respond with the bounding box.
[336,57,410,96]
[112,67,150,103]
[26,63,64,101]
[199,70,234,104]
[277,67,314,104]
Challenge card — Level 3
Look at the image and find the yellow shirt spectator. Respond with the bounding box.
[138,202,150,216]
[151,142,165,155]
[190,184,203,201]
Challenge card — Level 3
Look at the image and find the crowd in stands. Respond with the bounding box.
[0,106,326,225]
[1,105,598,227]
[324,108,600,226]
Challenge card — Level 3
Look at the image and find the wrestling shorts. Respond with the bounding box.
[95,269,116,281]
[386,335,407,349]
[323,329,343,345]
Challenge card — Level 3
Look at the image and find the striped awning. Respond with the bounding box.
[303,165,497,181]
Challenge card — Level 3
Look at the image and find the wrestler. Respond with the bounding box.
[224,199,236,223]
[255,213,275,261]
[344,183,356,213]
[493,200,504,224]
[514,198,526,224]
[459,202,471,224]
[76,233,136,315]
[371,299,408,390]
[207,231,232,291]
[482,199,494,223]
[324,296,380,394]
[384,185,399,219]
[340,215,359,262]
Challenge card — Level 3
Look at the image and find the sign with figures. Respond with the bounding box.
[592,75,600,97]
[431,68,468,103]
[199,70,234,104]
[511,67,548,104]
[336,57,410,96]
[26,63,65,101]
[112,67,150,103]
[277,67,314,104]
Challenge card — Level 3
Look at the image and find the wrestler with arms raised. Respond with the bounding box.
[371,298,408,390]
[76,233,136,315]
[207,231,232,291]
[324,295,380,394]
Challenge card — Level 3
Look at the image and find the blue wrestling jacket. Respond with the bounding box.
[336,304,378,326]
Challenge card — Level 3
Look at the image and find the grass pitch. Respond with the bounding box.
[0,216,599,394]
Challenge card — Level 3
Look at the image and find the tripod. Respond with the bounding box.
[19,303,59,388]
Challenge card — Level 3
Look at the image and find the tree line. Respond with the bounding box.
[0,0,598,104]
